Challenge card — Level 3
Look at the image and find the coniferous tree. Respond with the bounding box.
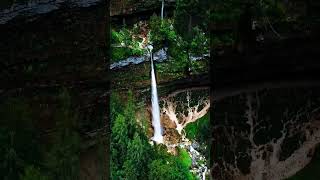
[45,89,80,180]
[0,99,40,180]
[123,133,152,179]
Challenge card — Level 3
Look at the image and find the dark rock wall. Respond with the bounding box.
[0,0,103,24]
[110,0,175,16]
[0,2,108,179]
[212,86,320,179]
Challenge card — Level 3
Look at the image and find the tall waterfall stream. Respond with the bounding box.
[149,45,164,144]
[147,44,209,178]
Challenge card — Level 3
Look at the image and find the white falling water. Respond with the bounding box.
[148,45,164,144]
[161,0,164,20]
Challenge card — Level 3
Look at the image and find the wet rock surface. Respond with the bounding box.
[110,48,168,69]
[110,47,209,70]
[0,0,104,24]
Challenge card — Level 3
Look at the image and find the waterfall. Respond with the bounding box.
[161,0,164,20]
[148,45,164,144]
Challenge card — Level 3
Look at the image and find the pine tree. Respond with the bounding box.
[45,89,80,180]
[123,133,151,179]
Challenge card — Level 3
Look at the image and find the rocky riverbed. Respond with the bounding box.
[160,134,209,180]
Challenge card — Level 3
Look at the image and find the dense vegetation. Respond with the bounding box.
[0,89,106,180]
[111,0,210,92]
[2,0,320,179]
[111,16,209,72]
[212,0,320,56]
[184,113,211,166]
[110,1,211,179]
[111,22,209,92]
[110,92,196,180]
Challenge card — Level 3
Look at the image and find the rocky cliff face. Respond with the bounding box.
[110,0,175,16]
[0,0,103,24]
[0,3,107,89]
[212,87,320,179]
[0,1,108,179]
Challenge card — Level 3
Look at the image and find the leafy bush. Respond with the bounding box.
[111,29,131,45]
[44,89,80,180]
[177,148,192,168]
[0,98,41,180]
[111,28,145,62]
[111,92,196,180]
[174,0,210,38]
[111,47,132,62]
[185,113,210,142]
[0,89,92,180]
[212,33,234,47]
[148,158,194,180]
[190,27,209,56]
[20,166,49,180]
[149,15,177,49]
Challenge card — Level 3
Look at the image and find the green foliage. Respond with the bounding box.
[44,89,80,180]
[174,0,209,38]
[0,89,85,180]
[110,93,124,125]
[111,114,128,174]
[149,15,177,49]
[212,0,286,23]
[111,0,210,74]
[148,155,195,180]
[0,98,40,180]
[211,0,289,48]
[111,92,195,179]
[177,148,192,168]
[111,28,145,62]
[111,47,132,63]
[212,0,242,23]
[20,165,49,180]
[147,159,183,180]
[123,133,151,179]
[190,27,209,56]
[212,33,234,47]
[165,36,189,71]
[111,28,130,45]
[123,91,138,138]
[111,91,141,179]
[185,113,210,142]
[149,11,209,74]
